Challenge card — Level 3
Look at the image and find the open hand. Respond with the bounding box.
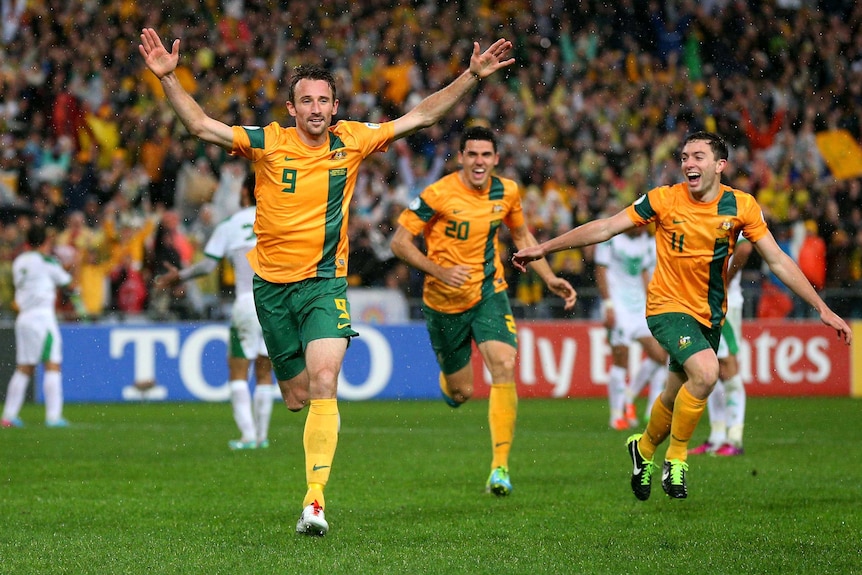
[138,28,180,79]
[470,38,516,80]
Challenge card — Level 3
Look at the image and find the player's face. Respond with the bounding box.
[458,139,499,190]
[680,139,726,195]
[287,79,339,143]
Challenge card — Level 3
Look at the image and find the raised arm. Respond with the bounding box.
[754,230,852,344]
[390,39,514,140]
[138,28,234,150]
[512,209,635,272]
[509,224,577,310]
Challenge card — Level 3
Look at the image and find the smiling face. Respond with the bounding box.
[680,138,727,198]
[286,78,339,145]
[458,139,499,190]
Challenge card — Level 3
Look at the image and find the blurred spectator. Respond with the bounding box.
[0,1,860,319]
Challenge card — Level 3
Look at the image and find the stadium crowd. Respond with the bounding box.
[1,0,861,322]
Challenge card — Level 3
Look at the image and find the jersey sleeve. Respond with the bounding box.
[231,123,279,162]
[594,240,611,266]
[50,261,72,288]
[202,221,229,260]
[398,190,438,236]
[336,120,396,157]
[737,193,769,243]
[626,187,664,226]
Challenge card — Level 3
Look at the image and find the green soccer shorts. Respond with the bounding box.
[647,312,721,373]
[423,290,518,375]
[253,275,358,381]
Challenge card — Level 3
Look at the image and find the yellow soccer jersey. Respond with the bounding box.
[626,182,768,328]
[399,172,524,314]
[231,120,394,284]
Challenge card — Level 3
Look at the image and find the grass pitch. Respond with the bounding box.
[1,397,859,574]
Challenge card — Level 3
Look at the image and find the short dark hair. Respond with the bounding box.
[683,131,729,161]
[27,224,47,248]
[287,65,337,104]
[459,126,497,153]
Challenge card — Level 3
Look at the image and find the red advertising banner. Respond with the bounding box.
[469,319,853,398]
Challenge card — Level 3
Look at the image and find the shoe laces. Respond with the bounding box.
[640,459,657,486]
[668,460,689,485]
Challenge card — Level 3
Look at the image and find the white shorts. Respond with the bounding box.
[718,304,742,359]
[607,305,652,347]
[15,309,62,365]
[230,292,268,360]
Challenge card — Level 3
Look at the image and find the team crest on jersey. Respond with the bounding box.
[718,220,733,232]
[678,335,692,350]
[492,204,503,213]
[331,150,347,160]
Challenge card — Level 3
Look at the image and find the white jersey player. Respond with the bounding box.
[156,173,274,450]
[2,225,75,428]
[595,227,668,430]
[690,237,752,456]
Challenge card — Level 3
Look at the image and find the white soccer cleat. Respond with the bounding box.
[296,500,328,536]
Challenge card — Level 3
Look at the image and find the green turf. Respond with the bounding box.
[1,397,860,574]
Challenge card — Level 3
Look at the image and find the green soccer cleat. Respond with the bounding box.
[627,433,657,501]
[661,459,689,499]
[486,466,512,496]
[228,439,257,451]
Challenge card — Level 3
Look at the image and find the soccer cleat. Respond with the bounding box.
[485,466,512,496]
[439,372,461,408]
[2,417,24,428]
[611,418,630,431]
[713,443,744,457]
[661,459,689,499]
[688,441,715,455]
[228,439,258,450]
[296,500,328,536]
[257,439,270,449]
[625,403,638,426]
[45,418,70,428]
[627,433,657,501]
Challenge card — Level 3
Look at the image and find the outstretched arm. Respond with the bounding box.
[138,28,234,149]
[754,231,852,344]
[391,39,514,140]
[510,224,577,310]
[512,209,635,272]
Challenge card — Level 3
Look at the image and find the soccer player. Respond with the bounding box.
[1,225,77,428]
[390,126,576,496]
[138,27,514,535]
[594,225,668,430]
[512,131,852,500]
[689,236,753,456]
[155,172,275,451]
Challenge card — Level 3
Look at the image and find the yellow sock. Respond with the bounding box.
[641,397,673,460]
[302,398,339,508]
[666,385,707,461]
[489,382,517,469]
